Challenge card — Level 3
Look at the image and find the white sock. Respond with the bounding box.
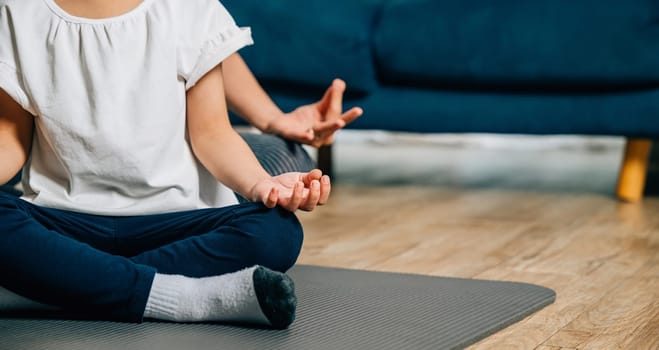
[0,287,58,311]
[144,266,295,328]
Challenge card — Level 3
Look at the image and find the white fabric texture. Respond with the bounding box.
[0,0,253,215]
[144,267,270,324]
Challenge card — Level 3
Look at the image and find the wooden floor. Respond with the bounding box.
[296,133,659,350]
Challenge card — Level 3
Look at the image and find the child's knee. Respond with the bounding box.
[0,191,21,211]
[254,207,304,272]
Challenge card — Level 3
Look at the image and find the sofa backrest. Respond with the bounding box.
[223,0,385,95]
[375,0,659,90]
[223,0,659,93]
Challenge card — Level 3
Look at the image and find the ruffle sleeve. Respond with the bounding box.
[177,0,253,90]
[0,4,35,115]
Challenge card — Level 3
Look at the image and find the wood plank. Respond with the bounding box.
[620,308,659,350]
[468,322,552,350]
[296,134,659,349]
[544,329,593,348]
[576,277,658,349]
[471,232,654,348]
[369,220,529,276]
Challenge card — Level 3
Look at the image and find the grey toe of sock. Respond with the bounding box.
[253,266,297,329]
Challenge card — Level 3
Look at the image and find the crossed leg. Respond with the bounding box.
[0,193,303,327]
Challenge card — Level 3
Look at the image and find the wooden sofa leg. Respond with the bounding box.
[317,144,334,178]
[616,138,652,202]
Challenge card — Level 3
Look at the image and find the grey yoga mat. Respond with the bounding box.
[0,265,555,350]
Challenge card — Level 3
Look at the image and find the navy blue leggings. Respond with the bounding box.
[0,192,303,322]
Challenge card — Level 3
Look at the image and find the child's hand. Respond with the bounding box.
[266,79,363,148]
[248,169,331,212]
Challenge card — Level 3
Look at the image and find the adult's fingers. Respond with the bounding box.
[311,135,335,148]
[314,119,344,135]
[341,107,363,125]
[316,82,334,113]
[296,128,316,144]
[328,79,346,116]
[314,107,363,146]
[275,111,316,143]
[314,105,361,133]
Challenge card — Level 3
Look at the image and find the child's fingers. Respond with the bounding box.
[301,169,323,186]
[264,187,278,208]
[283,181,305,211]
[300,180,321,211]
[318,175,331,205]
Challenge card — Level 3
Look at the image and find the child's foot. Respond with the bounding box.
[144,266,297,329]
[253,266,297,329]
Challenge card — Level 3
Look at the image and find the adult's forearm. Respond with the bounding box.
[222,53,283,132]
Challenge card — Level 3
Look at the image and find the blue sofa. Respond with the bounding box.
[224,0,659,201]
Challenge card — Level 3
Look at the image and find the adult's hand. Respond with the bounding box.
[248,169,331,212]
[267,79,363,148]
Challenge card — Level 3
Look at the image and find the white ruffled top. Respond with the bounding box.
[0,0,253,215]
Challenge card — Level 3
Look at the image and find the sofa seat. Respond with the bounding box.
[267,87,659,137]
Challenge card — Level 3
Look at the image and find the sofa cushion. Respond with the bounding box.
[352,88,659,136]
[222,0,383,94]
[262,86,659,137]
[375,0,659,89]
